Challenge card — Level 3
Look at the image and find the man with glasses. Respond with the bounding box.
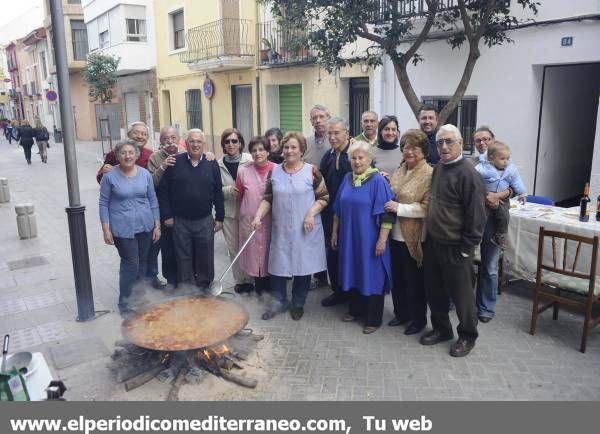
[354,111,378,146]
[157,129,224,292]
[305,104,331,288]
[420,124,486,357]
[418,104,440,165]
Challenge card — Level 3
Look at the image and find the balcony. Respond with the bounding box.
[367,0,508,23]
[179,19,255,72]
[257,21,315,67]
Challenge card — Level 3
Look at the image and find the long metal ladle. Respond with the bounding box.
[208,230,256,296]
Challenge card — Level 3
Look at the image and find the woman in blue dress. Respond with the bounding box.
[332,141,396,334]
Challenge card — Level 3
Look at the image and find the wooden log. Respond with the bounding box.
[115,360,162,383]
[124,365,163,391]
[167,367,189,401]
[220,370,258,389]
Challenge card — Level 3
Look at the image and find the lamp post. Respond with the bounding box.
[49,0,95,321]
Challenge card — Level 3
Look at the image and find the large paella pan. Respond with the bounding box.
[121,296,249,351]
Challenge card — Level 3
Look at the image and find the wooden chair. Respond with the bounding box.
[529,226,600,353]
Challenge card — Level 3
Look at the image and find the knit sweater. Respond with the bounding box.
[426,157,486,254]
[157,153,225,221]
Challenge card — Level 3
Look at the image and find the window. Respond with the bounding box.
[67,0,82,4]
[185,89,202,129]
[126,19,147,42]
[98,13,110,48]
[39,51,47,79]
[171,10,185,50]
[71,20,89,60]
[421,96,478,154]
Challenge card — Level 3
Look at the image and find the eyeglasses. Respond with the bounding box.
[224,139,239,145]
[436,138,457,147]
[188,140,204,145]
[474,137,492,144]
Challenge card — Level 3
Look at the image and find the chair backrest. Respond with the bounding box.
[528,195,554,205]
[536,226,599,282]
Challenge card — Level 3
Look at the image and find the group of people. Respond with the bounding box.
[98,103,526,358]
[1,118,51,164]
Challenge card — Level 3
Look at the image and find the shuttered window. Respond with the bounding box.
[186,89,202,130]
[278,84,302,134]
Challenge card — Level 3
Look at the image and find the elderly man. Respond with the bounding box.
[146,127,181,289]
[320,117,353,307]
[304,104,331,166]
[304,104,331,288]
[354,111,378,146]
[421,124,486,357]
[418,104,440,165]
[158,129,224,291]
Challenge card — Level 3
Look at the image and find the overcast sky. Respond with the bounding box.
[0,0,43,44]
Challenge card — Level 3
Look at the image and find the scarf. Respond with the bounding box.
[223,153,242,163]
[352,166,379,187]
[389,159,433,265]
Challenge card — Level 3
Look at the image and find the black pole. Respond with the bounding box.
[49,0,95,321]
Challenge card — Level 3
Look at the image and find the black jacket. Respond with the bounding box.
[16,126,35,145]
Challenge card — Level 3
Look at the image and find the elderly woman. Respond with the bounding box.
[97,121,154,184]
[265,127,284,164]
[384,130,433,335]
[218,128,254,293]
[236,136,277,295]
[372,115,402,176]
[252,132,329,321]
[332,141,396,334]
[16,120,35,165]
[99,140,160,315]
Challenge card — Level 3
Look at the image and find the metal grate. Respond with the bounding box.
[422,97,478,154]
[257,20,314,67]
[186,89,202,130]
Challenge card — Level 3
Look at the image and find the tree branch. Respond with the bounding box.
[357,24,385,46]
[403,0,439,63]
[393,62,422,118]
[474,0,498,41]
[457,0,474,40]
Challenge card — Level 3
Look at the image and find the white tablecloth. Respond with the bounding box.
[505,203,600,282]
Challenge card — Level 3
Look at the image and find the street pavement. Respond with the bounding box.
[0,135,599,401]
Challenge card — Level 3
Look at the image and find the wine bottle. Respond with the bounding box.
[579,182,590,222]
[596,193,600,221]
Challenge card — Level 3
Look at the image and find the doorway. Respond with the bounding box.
[349,77,369,137]
[232,85,253,141]
[535,63,600,203]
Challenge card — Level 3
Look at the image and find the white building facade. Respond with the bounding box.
[83,0,159,143]
[373,0,600,204]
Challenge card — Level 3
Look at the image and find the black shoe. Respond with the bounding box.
[321,293,348,307]
[262,310,277,320]
[450,338,476,357]
[419,329,454,346]
[388,317,409,327]
[291,307,304,321]
[404,323,426,335]
[478,315,492,323]
[151,276,167,290]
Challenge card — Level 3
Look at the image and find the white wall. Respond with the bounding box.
[375,18,600,197]
[83,0,156,73]
[537,64,600,202]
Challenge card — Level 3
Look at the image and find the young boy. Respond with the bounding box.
[475,141,526,249]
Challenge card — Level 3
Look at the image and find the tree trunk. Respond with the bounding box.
[392,60,422,119]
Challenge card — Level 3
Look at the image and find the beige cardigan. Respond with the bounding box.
[389,159,433,265]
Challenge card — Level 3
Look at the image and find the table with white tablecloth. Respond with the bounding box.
[505,202,600,282]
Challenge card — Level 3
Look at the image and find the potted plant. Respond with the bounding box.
[260,37,278,63]
[286,33,309,60]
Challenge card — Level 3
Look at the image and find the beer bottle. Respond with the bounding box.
[579,182,590,222]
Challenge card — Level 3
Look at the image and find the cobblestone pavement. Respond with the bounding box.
[0,136,599,401]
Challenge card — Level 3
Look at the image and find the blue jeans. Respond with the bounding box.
[113,232,152,310]
[269,275,311,311]
[476,218,501,318]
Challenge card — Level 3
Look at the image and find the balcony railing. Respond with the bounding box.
[257,21,314,66]
[179,18,254,64]
[367,0,502,23]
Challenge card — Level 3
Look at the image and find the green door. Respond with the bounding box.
[279,84,302,134]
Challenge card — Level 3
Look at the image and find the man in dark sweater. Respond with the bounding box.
[421,124,486,357]
[158,129,224,290]
[419,104,440,165]
[319,117,353,307]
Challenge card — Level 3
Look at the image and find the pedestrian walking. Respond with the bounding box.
[16,120,35,165]
[34,119,50,163]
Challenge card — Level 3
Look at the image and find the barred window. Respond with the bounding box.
[186,89,202,130]
[421,97,478,154]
